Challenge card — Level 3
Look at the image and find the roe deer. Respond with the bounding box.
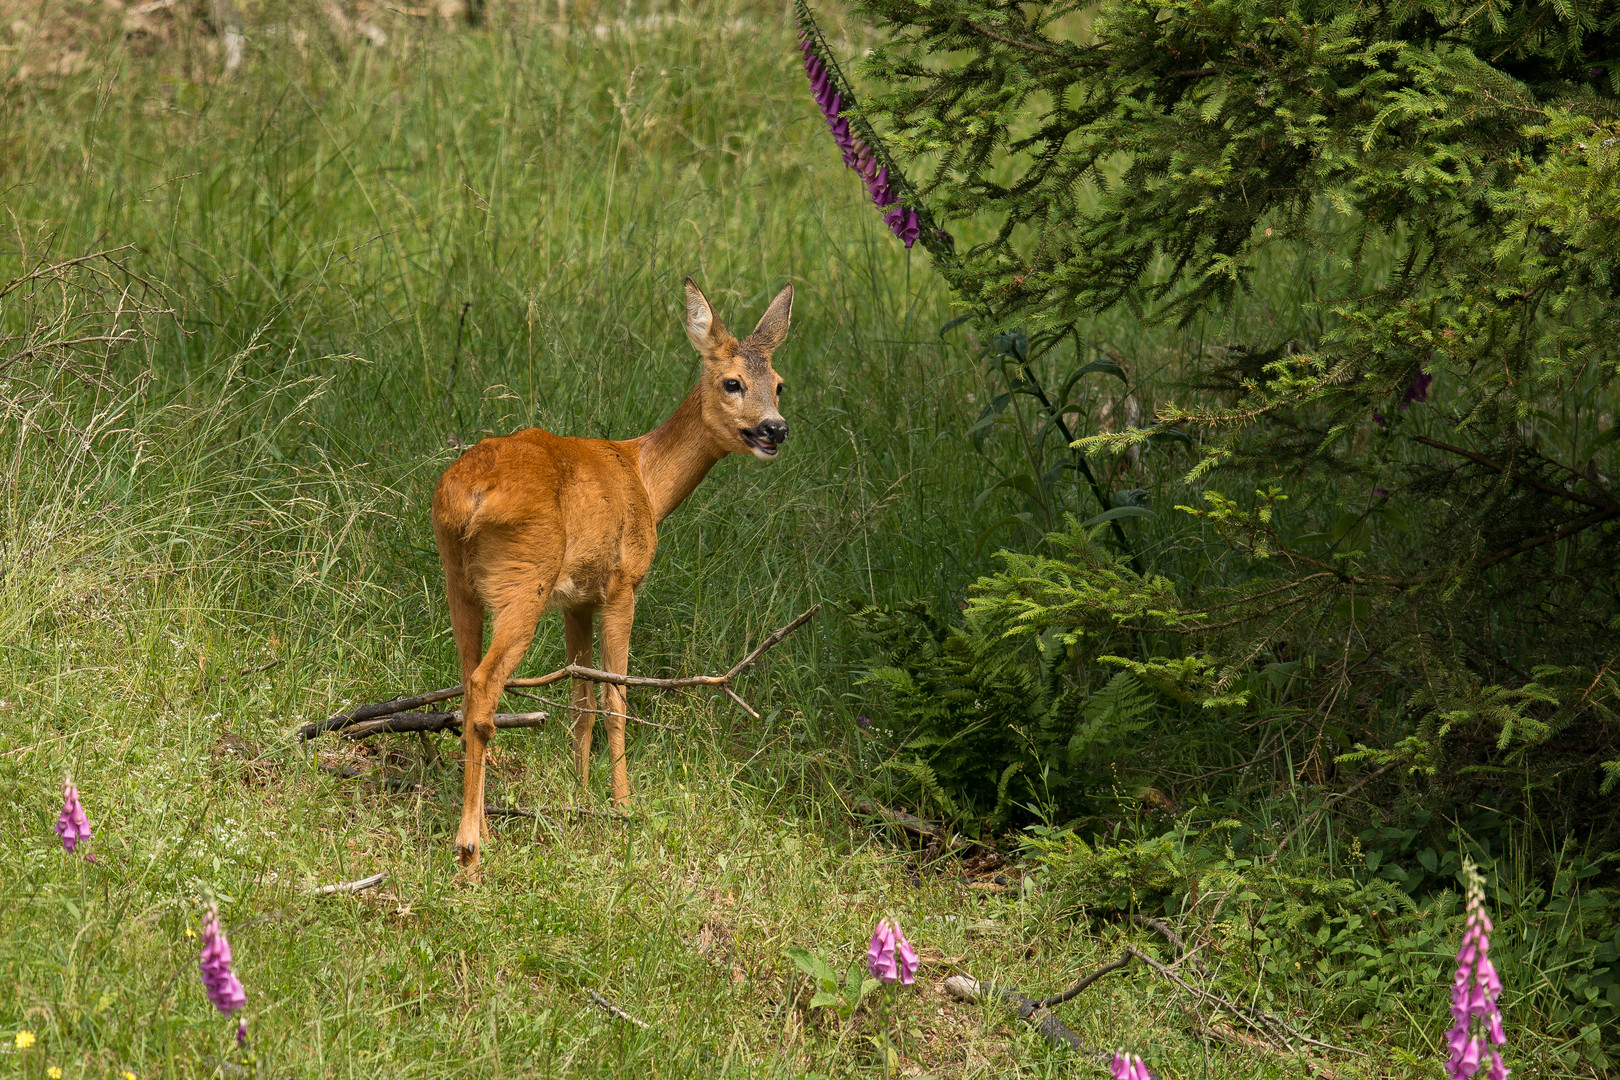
[432,277,793,869]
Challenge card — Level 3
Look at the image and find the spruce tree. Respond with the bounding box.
[813,1,1620,849]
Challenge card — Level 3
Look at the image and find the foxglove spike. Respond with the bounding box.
[199,904,248,1017]
[798,8,945,253]
[55,777,92,855]
[866,918,918,985]
[1447,865,1510,1080]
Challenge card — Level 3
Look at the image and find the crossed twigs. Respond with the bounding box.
[298,605,820,742]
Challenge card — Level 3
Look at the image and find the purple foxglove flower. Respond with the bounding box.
[55,777,92,854]
[883,206,921,248]
[800,29,941,249]
[1373,487,1390,498]
[1111,1052,1154,1080]
[1372,411,1387,428]
[867,918,918,985]
[237,1018,248,1047]
[1401,370,1434,407]
[868,167,897,207]
[1447,868,1509,1080]
[199,904,247,1017]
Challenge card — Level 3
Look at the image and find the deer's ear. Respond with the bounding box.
[746,282,793,355]
[684,277,732,355]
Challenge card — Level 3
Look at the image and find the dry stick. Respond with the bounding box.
[1127,913,1187,958]
[341,710,551,740]
[307,871,389,897]
[1122,946,1363,1057]
[720,685,760,719]
[299,604,820,740]
[940,975,1087,1052]
[853,799,966,850]
[946,937,1360,1061]
[587,989,650,1029]
[505,688,682,732]
[1265,762,1396,864]
[1032,949,1135,1009]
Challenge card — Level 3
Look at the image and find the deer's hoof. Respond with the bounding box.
[455,836,481,872]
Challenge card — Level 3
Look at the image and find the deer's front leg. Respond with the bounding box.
[597,587,637,806]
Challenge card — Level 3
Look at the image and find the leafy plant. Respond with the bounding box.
[786,947,882,1021]
[1026,817,1620,1067]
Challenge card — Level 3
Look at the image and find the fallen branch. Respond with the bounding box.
[341,710,550,740]
[1127,913,1188,959]
[941,974,1086,1051]
[505,688,682,732]
[853,799,967,851]
[944,937,1360,1062]
[300,605,819,741]
[307,871,388,896]
[1033,949,1135,1009]
[1122,946,1362,1057]
[1265,763,1395,864]
[587,989,650,1029]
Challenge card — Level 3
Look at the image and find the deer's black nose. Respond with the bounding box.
[760,419,789,445]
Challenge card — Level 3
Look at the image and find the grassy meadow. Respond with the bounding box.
[0,2,1480,1078]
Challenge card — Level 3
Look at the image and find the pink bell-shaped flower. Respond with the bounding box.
[199,904,247,1017]
[866,918,919,986]
[55,776,92,855]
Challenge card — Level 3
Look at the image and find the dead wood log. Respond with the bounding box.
[299,605,818,741]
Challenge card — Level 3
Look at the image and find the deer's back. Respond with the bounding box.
[432,427,657,610]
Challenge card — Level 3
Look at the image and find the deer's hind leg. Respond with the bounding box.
[434,521,486,685]
[455,560,554,872]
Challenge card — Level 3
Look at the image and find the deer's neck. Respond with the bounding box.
[634,385,726,524]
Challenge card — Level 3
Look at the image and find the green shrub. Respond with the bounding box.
[1026,820,1620,1068]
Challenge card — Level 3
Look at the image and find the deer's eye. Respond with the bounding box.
[776,383,785,397]
[723,378,743,393]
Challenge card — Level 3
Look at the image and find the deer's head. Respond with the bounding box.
[684,278,793,461]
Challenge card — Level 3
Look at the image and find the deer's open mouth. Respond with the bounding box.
[740,428,780,458]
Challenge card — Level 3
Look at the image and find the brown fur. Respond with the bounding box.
[431,278,793,869]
